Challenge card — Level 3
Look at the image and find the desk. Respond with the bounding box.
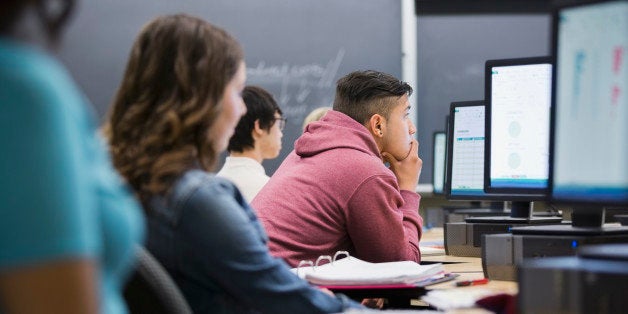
[419,228,517,313]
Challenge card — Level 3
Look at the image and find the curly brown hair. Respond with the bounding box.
[105,14,244,204]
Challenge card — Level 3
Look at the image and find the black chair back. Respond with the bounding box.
[123,246,192,314]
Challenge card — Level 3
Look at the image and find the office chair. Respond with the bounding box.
[123,246,192,314]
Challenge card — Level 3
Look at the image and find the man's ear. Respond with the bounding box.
[367,114,386,138]
[253,119,265,138]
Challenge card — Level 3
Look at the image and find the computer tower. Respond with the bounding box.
[482,226,628,281]
[518,244,628,314]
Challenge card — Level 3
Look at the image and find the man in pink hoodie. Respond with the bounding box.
[252,70,423,267]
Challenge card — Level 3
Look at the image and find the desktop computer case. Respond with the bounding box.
[444,222,513,257]
[483,233,628,281]
[518,256,628,314]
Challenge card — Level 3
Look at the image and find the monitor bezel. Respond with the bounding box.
[446,101,545,201]
[432,130,447,195]
[548,0,628,207]
[484,56,553,195]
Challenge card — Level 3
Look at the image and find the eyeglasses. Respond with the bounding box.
[275,117,287,131]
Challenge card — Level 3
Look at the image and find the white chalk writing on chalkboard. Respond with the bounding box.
[246,49,345,122]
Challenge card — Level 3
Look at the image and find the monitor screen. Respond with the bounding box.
[485,57,552,194]
[432,131,446,195]
[446,101,535,202]
[551,0,628,206]
[447,102,485,199]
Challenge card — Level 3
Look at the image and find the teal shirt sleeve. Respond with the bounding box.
[0,44,98,267]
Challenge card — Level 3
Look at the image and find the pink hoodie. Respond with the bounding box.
[252,110,422,267]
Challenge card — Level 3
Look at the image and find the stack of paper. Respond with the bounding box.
[419,246,446,256]
[292,257,443,286]
[421,288,495,310]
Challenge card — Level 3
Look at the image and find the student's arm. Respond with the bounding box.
[0,260,98,314]
[0,61,101,314]
[346,174,422,263]
[176,179,361,313]
[382,139,422,192]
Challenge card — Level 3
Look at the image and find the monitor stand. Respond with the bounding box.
[448,200,508,213]
[483,207,628,281]
[443,201,511,223]
[464,201,561,224]
[511,207,628,235]
[444,201,562,257]
[426,201,511,228]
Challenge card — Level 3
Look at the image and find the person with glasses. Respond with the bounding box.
[217,85,286,202]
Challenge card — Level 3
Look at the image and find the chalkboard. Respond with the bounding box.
[416,14,551,185]
[58,0,402,175]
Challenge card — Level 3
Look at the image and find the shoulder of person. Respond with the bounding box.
[336,152,392,177]
[1,42,86,121]
[170,169,245,208]
[1,43,73,93]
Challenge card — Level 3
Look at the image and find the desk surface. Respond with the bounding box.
[419,228,517,313]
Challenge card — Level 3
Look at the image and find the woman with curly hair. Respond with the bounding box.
[106,14,361,313]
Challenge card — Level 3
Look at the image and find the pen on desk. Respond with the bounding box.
[456,278,489,287]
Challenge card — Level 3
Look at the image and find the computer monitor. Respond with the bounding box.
[484,57,552,196]
[432,131,447,195]
[446,101,492,201]
[549,0,628,228]
[446,101,558,221]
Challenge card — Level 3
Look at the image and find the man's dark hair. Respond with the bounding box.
[333,70,412,125]
[228,86,282,153]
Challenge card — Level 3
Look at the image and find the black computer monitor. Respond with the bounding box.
[482,57,554,220]
[549,0,628,229]
[484,57,552,197]
[446,101,558,220]
[446,101,491,201]
[432,131,447,195]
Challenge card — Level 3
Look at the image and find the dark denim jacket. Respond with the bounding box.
[145,169,361,313]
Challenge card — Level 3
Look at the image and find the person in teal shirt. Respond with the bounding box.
[0,1,144,313]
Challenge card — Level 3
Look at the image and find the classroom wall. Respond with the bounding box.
[416,14,551,186]
[58,0,403,175]
[58,1,551,184]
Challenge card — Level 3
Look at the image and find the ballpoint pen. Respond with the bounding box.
[456,278,489,287]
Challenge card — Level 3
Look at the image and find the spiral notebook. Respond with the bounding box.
[291,251,445,286]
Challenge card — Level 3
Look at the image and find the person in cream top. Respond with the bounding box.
[217,85,285,202]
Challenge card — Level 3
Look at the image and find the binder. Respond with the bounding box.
[292,251,456,305]
[293,251,445,286]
